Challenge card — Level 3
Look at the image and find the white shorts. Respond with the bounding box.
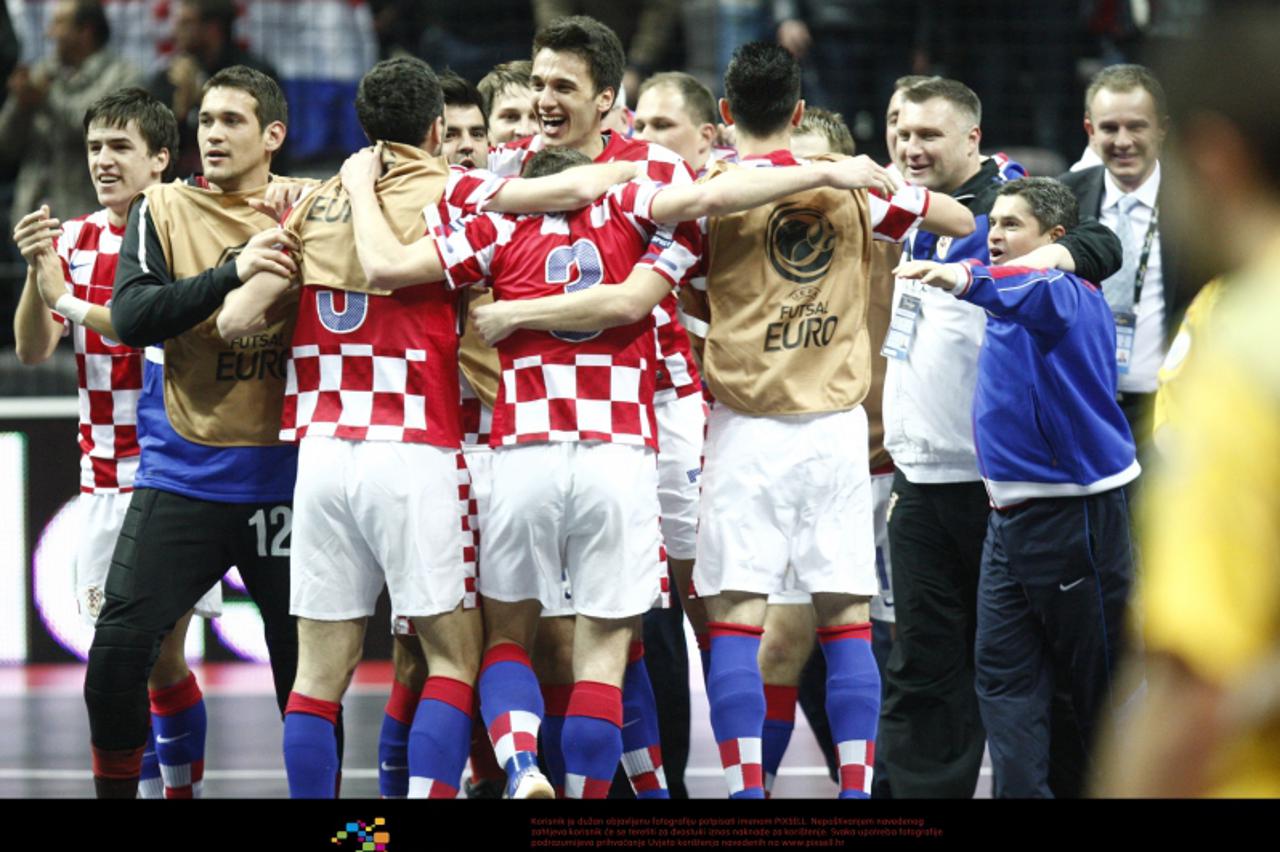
[393,443,490,635]
[291,437,475,621]
[868,470,896,623]
[77,492,221,623]
[482,442,664,619]
[695,405,876,598]
[655,392,706,560]
[462,443,493,565]
[766,565,812,606]
[764,472,896,609]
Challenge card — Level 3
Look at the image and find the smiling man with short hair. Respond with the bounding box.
[1060,65,1186,458]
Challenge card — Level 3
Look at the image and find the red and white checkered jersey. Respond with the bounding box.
[436,164,510,226]
[435,181,700,449]
[55,209,142,494]
[281,168,506,447]
[487,131,704,403]
[459,372,493,448]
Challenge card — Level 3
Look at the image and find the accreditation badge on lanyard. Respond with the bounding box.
[1114,203,1159,375]
[882,287,923,361]
[1113,310,1136,374]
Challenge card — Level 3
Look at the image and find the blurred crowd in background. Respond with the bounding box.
[0,0,1218,365]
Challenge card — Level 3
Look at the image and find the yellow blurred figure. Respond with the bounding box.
[1149,278,1224,454]
[1134,255,1280,796]
[1093,8,1280,797]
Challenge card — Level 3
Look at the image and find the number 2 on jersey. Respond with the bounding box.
[547,238,604,342]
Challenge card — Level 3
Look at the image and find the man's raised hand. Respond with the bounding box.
[894,259,968,291]
[339,144,386,195]
[12,206,60,263]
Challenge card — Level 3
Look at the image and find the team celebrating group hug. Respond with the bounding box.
[17,11,1183,800]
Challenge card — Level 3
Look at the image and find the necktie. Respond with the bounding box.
[1102,194,1143,312]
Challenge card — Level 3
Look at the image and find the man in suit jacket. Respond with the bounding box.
[1060,64,1195,457]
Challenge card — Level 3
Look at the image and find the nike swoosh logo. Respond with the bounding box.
[622,718,639,729]
[380,761,407,772]
[155,732,191,744]
[1059,578,1087,592]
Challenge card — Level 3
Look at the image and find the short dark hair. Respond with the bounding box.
[723,42,802,138]
[439,69,486,125]
[524,146,592,179]
[997,177,1079,232]
[531,15,625,98]
[638,71,718,127]
[902,77,982,127]
[796,106,855,156]
[84,87,180,174]
[1085,64,1168,122]
[184,0,237,40]
[477,60,532,119]
[72,0,111,48]
[355,57,443,146]
[204,65,287,128]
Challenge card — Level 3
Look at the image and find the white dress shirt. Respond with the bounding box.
[1100,162,1165,393]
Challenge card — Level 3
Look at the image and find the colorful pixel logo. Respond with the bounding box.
[331,819,389,851]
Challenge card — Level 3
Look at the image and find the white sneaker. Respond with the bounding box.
[504,753,555,799]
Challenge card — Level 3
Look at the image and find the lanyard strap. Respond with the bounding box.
[1131,202,1159,304]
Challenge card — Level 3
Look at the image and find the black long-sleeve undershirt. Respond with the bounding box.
[1057,219,1123,286]
[111,194,243,348]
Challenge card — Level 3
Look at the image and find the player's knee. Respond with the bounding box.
[296,648,359,699]
[812,594,871,627]
[392,636,429,691]
[758,634,808,683]
[85,626,157,749]
[86,625,159,694]
[533,620,576,683]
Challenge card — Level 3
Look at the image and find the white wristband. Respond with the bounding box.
[54,293,92,325]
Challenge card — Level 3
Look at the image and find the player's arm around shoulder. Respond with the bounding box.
[648,155,903,225]
[471,266,674,346]
[111,186,292,347]
[216,227,301,341]
[485,160,640,214]
[913,189,975,238]
[339,147,447,291]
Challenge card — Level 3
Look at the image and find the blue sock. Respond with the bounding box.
[377,680,417,798]
[706,622,766,799]
[148,673,207,798]
[761,684,798,797]
[407,677,474,798]
[818,623,881,799]
[621,642,669,798]
[561,681,623,799]
[282,692,340,798]
[138,726,163,799]
[478,643,544,785]
[539,683,572,797]
[695,632,712,686]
